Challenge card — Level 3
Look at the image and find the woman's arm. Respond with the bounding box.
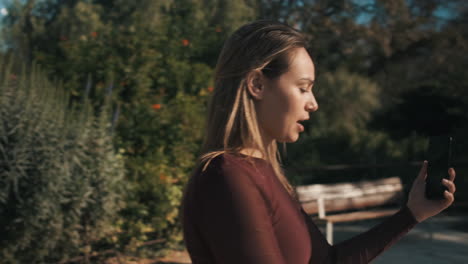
[329,205,418,263]
[303,161,457,264]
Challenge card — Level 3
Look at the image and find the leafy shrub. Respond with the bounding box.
[116,91,207,255]
[0,59,125,263]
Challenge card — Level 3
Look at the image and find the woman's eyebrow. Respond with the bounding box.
[297,78,315,85]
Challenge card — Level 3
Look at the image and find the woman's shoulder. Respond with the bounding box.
[196,151,271,181]
[188,152,277,208]
[205,151,267,168]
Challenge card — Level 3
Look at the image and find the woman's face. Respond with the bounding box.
[255,47,318,143]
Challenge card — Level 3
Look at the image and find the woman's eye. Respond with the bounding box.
[300,88,309,93]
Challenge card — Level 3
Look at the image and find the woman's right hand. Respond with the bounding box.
[406,161,457,222]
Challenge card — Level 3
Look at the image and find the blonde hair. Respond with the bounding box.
[195,20,309,200]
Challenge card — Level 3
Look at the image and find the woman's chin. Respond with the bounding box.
[278,134,300,143]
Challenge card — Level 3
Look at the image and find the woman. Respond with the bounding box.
[181,20,457,264]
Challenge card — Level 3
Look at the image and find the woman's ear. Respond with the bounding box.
[246,70,265,100]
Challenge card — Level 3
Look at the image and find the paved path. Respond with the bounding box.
[331,213,468,264]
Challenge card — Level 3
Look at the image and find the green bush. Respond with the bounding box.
[116,91,207,255]
[0,58,125,263]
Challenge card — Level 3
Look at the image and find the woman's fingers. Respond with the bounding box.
[417,161,428,183]
[444,190,455,204]
[448,168,456,181]
[442,178,456,194]
[443,167,456,206]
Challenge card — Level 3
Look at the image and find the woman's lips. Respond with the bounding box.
[297,122,304,132]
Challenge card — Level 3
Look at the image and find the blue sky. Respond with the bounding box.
[0,0,8,17]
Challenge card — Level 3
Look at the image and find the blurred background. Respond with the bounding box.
[0,0,466,263]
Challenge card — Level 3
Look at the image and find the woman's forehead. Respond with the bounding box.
[285,48,315,80]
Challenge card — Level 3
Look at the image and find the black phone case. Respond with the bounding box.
[425,136,453,200]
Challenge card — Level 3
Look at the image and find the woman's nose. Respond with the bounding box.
[306,94,319,112]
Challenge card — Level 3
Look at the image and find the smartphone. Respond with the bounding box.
[425,135,454,200]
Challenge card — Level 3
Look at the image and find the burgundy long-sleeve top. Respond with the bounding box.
[182,152,419,263]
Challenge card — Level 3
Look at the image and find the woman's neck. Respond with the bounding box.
[239,148,266,159]
[239,135,275,160]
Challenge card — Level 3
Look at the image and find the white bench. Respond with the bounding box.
[296,177,404,244]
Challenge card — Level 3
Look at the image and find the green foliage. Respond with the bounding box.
[115,92,207,255]
[0,57,125,263]
[313,68,381,139]
[2,0,224,255]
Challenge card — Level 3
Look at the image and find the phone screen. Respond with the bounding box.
[425,135,453,200]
